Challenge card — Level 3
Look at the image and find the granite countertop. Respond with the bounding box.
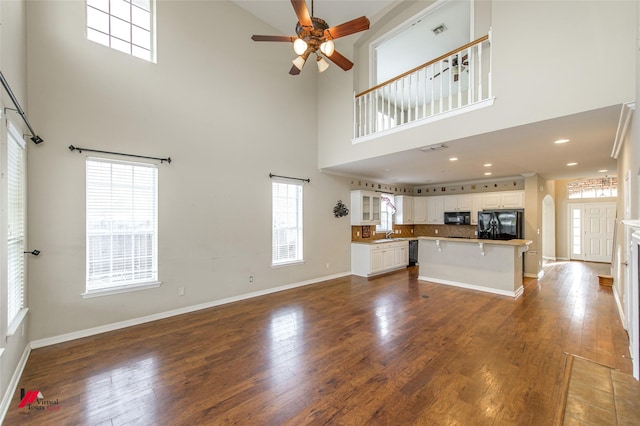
[351,237,417,245]
[417,236,533,246]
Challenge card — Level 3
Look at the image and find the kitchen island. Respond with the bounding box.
[418,236,532,298]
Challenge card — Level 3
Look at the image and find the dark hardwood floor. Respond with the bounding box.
[4,261,633,425]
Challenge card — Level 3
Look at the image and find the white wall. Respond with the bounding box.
[319,0,637,170]
[0,0,31,406]
[25,1,353,341]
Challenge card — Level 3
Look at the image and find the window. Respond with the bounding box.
[7,124,26,330]
[377,194,395,232]
[86,158,158,295]
[86,0,155,62]
[568,177,618,199]
[272,181,303,265]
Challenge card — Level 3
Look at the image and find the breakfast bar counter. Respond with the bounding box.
[417,236,532,298]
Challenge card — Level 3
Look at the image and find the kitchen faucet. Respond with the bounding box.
[385,230,394,239]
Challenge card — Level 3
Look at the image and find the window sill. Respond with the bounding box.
[82,281,162,299]
[271,260,305,268]
[7,308,29,337]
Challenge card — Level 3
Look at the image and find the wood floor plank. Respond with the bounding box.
[4,261,634,425]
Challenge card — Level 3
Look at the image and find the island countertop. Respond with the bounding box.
[417,237,532,298]
[417,236,533,246]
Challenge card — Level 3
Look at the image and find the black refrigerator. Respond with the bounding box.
[477,210,524,240]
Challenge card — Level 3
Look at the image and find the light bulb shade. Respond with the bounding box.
[317,57,329,73]
[293,38,308,55]
[292,55,306,70]
[320,40,335,56]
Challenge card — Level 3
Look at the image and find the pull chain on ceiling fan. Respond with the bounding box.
[251,0,370,75]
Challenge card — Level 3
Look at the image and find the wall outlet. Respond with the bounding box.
[178,287,185,296]
[435,229,439,234]
[249,275,254,283]
[411,229,414,234]
[357,231,360,237]
[326,263,329,269]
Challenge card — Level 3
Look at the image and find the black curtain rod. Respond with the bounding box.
[269,173,310,183]
[68,145,172,164]
[0,70,43,144]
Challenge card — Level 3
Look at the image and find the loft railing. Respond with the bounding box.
[354,34,492,140]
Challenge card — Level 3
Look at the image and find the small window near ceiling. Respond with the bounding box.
[86,0,156,62]
[568,177,618,199]
[85,157,159,296]
[272,181,304,266]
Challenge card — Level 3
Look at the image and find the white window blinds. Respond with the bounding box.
[7,124,26,327]
[272,181,303,265]
[86,158,158,291]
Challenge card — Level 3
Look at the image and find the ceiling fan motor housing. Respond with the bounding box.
[296,17,330,51]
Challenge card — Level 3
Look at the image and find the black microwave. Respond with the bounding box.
[444,211,471,225]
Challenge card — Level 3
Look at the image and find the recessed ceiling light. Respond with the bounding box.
[449,157,458,161]
[598,169,608,173]
[567,162,578,166]
[484,163,492,167]
[484,172,492,176]
[555,139,570,144]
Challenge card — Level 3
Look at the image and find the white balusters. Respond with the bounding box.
[354,35,491,139]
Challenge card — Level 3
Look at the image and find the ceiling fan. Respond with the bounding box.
[251,0,370,75]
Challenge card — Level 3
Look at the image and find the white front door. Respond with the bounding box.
[583,203,616,263]
[570,202,616,263]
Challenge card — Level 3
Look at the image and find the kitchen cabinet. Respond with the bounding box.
[471,194,483,225]
[481,190,524,210]
[350,190,381,226]
[443,194,472,212]
[394,196,414,224]
[413,197,428,224]
[351,240,409,277]
[426,196,444,224]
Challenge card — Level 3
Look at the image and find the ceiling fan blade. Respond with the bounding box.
[251,35,296,42]
[325,16,370,39]
[326,50,353,71]
[291,0,312,27]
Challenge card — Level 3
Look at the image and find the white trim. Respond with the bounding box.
[31,272,351,349]
[0,345,31,424]
[352,98,495,144]
[6,308,28,337]
[418,275,523,298]
[82,281,162,298]
[613,284,626,330]
[611,102,635,159]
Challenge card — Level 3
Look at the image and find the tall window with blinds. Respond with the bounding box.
[86,158,158,293]
[272,181,303,265]
[7,124,26,330]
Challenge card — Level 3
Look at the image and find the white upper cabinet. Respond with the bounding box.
[481,190,525,210]
[351,190,382,226]
[471,194,483,225]
[443,194,472,211]
[394,196,414,224]
[427,196,445,224]
[413,197,428,224]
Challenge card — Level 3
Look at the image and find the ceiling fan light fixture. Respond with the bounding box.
[293,38,308,55]
[317,56,329,73]
[320,40,334,56]
[292,55,306,70]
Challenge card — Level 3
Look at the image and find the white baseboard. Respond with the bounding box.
[0,345,31,424]
[613,285,627,330]
[31,271,351,349]
[418,275,522,298]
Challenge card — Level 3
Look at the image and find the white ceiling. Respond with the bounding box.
[236,0,623,186]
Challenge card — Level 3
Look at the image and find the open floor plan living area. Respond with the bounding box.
[0,0,639,423]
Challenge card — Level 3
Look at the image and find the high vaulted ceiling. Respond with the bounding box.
[236,0,624,186]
